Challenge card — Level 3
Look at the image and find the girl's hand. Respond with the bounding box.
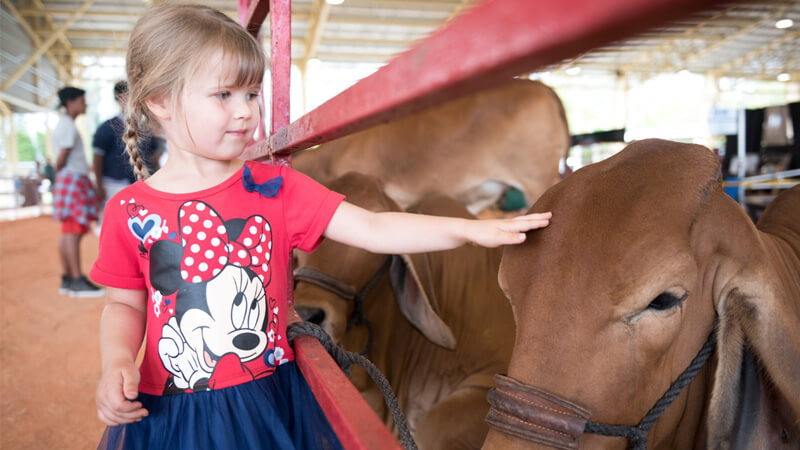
[465,212,552,247]
[96,358,148,426]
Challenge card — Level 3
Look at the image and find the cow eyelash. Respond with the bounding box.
[625,289,689,323]
[646,291,689,312]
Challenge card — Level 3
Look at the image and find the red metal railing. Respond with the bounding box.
[257,0,722,157]
[239,0,726,447]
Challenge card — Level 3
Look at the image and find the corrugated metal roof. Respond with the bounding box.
[0,0,798,113]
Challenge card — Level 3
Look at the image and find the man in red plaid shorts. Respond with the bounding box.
[52,87,104,297]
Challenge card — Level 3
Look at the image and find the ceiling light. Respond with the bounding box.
[777,73,791,82]
[565,66,581,76]
[325,0,344,4]
[775,19,793,29]
[678,69,690,76]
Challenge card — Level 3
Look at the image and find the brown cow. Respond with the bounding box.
[294,172,515,449]
[292,79,570,214]
[487,139,799,449]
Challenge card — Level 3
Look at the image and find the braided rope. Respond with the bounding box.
[287,321,418,450]
[347,258,391,355]
[584,333,716,450]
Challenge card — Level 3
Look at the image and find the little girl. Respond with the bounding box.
[92,4,551,449]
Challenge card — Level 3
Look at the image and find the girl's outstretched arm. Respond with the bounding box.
[96,287,149,426]
[323,201,551,254]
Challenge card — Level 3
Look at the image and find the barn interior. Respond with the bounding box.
[2,0,799,220]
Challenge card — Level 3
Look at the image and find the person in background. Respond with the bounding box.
[40,157,56,190]
[52,86,105,298]
[93,80,162,224]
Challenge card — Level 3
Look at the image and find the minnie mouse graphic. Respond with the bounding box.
[146,200,283,394]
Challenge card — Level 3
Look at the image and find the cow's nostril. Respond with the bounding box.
[296,306,326,325]
[233,332,260,350]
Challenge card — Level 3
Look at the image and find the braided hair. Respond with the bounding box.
[123,103,150,180]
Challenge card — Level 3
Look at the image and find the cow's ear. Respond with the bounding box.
[705,190,800,447]
[389,254,457,350]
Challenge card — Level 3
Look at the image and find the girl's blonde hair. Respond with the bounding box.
[124,3,266,180]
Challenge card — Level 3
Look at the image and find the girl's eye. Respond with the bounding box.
[215,91,230,99]
[247,92,259,101]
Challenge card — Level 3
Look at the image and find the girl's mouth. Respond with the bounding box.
[226,130,248,137]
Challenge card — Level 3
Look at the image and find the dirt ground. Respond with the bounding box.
[1,216,107,449]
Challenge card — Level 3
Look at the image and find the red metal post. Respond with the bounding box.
[269,0,292,167]
[257,0,723,157]
[238,0,270,36]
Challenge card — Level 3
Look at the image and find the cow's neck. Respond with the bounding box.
[756,186,800,302]
[759,231,800,304]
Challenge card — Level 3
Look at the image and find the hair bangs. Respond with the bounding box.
[218,30,266,88]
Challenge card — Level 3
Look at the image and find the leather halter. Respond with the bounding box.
[486,333,716,449]
[293,258,392,355]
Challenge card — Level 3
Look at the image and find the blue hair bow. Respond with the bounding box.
[242,165,283,198]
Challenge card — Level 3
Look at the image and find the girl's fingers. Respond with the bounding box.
[513,212,552,220]
[99,407,128,426]
[99,403,148,425]
[113,398,144,412]
[114,406,149,422]
[98,410,118,427]
[500,219,549,232]
[501,232,526,245]
[120,365,140,400]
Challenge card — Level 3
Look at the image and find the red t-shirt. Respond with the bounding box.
[90,162,345,396]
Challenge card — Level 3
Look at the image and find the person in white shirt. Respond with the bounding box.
[51,86,104,298]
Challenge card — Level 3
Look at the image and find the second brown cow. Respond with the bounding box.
[294,172,515,449]
[292,79,570,214]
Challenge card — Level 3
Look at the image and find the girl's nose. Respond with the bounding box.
[233,99,253,120]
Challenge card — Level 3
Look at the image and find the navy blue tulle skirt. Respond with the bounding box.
[98,362,342,450]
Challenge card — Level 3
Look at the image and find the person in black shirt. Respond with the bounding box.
[93,81,163,220]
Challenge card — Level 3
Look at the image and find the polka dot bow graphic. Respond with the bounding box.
[178,201,272,284]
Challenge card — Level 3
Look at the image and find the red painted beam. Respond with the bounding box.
[256,0,722,157]
[238,0,269,37]
[294,334,403,450]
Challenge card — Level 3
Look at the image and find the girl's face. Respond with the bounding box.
[169,49,262,161]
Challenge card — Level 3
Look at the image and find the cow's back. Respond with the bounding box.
[292,79,569,209]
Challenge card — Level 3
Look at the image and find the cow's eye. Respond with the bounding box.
[646,291,687,311]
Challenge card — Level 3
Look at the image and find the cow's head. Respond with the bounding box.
[294,172,456,350]
[495,139,798,449]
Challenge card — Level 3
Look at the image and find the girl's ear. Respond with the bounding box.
[145,94,171,121]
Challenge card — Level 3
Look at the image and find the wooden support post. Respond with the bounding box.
[1,0,70,82]
[1,0,94,92]
[1,103,19,177]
